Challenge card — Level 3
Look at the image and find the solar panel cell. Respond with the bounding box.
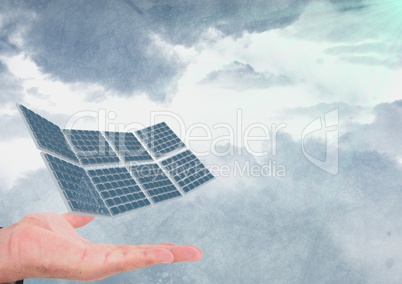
[64,130,120,166]
[130,163,182,203]
[136,122,185,158]
[43,153,110,215]
[160,150,214,193]
[104,131,153,163]
[87,166,150,215]
[19,105,78,162]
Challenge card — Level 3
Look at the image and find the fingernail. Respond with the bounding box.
[159,249,175,263]
[185,245,204,256]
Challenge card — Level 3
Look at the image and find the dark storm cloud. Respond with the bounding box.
[330,0,367,12]
[200,61,295,90]
[0,0,308,101]
[0,1,25,56]
[146,0,309,44]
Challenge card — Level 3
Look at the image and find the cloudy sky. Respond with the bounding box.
[1,0,402,283]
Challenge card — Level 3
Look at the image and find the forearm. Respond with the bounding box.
[0,225,25,283]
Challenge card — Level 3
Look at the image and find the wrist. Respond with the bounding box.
[0,225,25,283]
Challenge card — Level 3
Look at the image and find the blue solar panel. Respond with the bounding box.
[161,150,214,193]
[104,131,153,163]
[64,130,120,166]
[136,122,185,158]
[43,153,110,216]
[87,167,151,215]
[19,105,78,162]
[19,104,216,217]
[130,163,182,203]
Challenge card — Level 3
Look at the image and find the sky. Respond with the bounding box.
[0,0,402,283]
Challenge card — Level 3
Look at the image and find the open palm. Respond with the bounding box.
[0,212,203,282]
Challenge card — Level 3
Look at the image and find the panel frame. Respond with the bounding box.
[129,163,183,204]
[159,148,216,194]
[103,131,154,165]
[63,129,121,167]
[18,104,80,164]
[41,152,112,217]
[86,166,152,216]
[134,122,186,160]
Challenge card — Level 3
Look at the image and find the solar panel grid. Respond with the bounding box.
[87,167,151,215]
[104,131,153,163]
[64,129,120,166]
[44,153,110,215]
[20,105,79,162]
[130,163,182,203]
[161,150,215,193]
[136,122,185,158]
[19,105,216,217]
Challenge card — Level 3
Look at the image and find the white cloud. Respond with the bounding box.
[0,137,44,192]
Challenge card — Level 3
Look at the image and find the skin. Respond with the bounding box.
[0,213,203,283]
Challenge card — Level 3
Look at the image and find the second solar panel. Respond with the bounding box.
[87,167,151,216]
[130,163,182,203]
[136,122,185,158]
[161,150,215,193]
[43,153,110,216]
[64,130,120,166]
[104,131,153,163]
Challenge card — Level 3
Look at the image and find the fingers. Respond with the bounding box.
[63,213,95,228]
[81,243,203,280]
[84,245,174,279]
[135,244,203,262]
[166,245,203,262]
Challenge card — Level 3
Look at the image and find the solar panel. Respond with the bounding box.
[161,150,215,193]
[130,163,182,203]
[136,122,185,158]
[43,153,110,216]
[87,167,151,216]
[19,105,216,217]
[19,105,79,163]
[104,131,153,163]
[64,129,120,166]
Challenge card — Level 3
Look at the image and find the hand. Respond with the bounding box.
[0,212,203,282]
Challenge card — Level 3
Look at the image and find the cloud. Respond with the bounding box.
[0,114,26,141]
[146,0,308,43]
[341,100,402,159]
[325,42,402,68]
[1,100,402,284]
[330,0,367,11]
[0,61,23,104]
[0,2,401,282]
[288,1,402,69]
[199,60,295,90]
[339,55,401,69]
[2,126,402,283]
[0,0,308,101]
